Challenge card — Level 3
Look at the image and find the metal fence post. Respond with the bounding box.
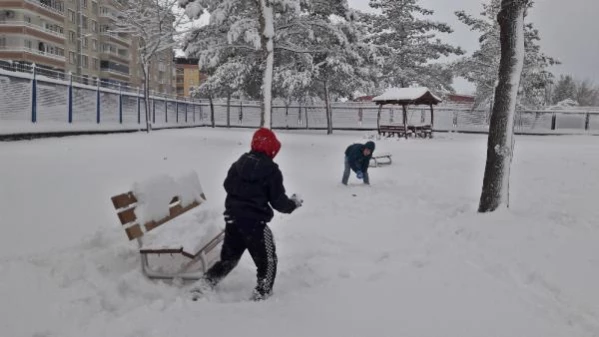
[119,83,123,124]
[137,87,141,124]
[165,96,168,123]
[31,64,37,123]
[585,113,590,131]
[192,100,196,123]
[96,78,101,124]
[67,72,73,123]
[551,113,557,130]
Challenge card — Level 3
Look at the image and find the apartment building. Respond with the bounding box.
[0,0,174,94]
[174,57,205,98]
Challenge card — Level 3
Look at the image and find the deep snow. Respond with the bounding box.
[1,129,598,337]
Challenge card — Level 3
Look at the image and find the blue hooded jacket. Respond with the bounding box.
[345,141,375,173]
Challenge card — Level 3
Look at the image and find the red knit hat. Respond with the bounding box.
[251,128,281,159]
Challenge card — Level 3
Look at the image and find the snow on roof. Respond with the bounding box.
[372,87,442,104]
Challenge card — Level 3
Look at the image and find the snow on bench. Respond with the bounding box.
[110,171,224,280]
[139,206,223,258]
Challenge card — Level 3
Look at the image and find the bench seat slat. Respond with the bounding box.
[126,224,144,240]
[112,193,137,209]
[118,208,137,225]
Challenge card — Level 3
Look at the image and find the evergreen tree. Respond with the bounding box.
[551,75,577,104]
[364,0,464,91]
[455,0,559,108]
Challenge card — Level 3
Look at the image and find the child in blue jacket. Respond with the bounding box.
[342,141,375,185]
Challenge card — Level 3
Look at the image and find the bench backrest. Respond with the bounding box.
[111,192,206,240]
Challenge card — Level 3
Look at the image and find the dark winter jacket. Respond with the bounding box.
[345,141,375,173]
[224,151,297,223]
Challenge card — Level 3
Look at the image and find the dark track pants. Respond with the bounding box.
[203,217,277,299]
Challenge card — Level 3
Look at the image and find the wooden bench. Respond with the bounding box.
[378,124,412,138]
[379,124,433,139]
[111,188,224,281]
[370,152,392,167]
[411,125,433,138]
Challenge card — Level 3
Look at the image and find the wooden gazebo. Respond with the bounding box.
[373,87,442,139]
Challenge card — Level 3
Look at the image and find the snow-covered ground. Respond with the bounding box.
[1,129,599,337]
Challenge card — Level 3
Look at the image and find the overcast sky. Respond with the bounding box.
[347,0,599,93]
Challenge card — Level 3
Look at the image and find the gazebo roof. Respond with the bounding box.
[372,87,442,106]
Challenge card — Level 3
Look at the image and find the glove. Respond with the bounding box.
[356,171,364,180]
[290,193,303,208]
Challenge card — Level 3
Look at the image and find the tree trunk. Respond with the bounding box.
[324,80,333,135]
[226,92,231,128]
[257,0,274,128]
[402,104,408,139]
[478,0,528,213]
[143,64,151,133]
[209,95,215,128]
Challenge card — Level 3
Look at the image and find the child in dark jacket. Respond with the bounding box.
[342,141,375,185]
[191,128,302,301]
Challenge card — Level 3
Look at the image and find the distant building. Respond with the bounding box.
[445,94,475,105]
[0,0,175,94]
[174,57,205,97]
[354,95,375,102]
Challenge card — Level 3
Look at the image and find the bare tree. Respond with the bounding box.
[113,0,188,132]
[479,0,530,212]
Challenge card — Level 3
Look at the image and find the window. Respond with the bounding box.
[92,58,99,70]
[68,10,75,23]
[92,1,98,14]
[91,39,97,51]
[0,37,5,48]
[82,37,88,49]
[69,51,76,64]
[69,31,76,43]
[25,40,32,49]
[91,20,97,32]
[24,15,31,23]
[80,0,87,8]
[81,16,88,30]
[81,55,88,68]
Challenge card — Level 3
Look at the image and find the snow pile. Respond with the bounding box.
[175,170,206,207]
[141,205,223,253]
[372,87,442,102]
[548,98,579,110]
[132,171,205,225]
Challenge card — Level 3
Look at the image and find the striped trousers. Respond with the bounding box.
[203,216,278,300]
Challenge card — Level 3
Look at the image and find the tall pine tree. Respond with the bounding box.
[455,0,559,108]
[364,0,464,91]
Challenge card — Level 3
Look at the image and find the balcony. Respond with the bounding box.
[23,0,65,16]
[100,49,131,63]
[0,46,66,62]
[0,21,65,40]
[101,32,130,46]
[99,11,119,21]
[100,67,130,79]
